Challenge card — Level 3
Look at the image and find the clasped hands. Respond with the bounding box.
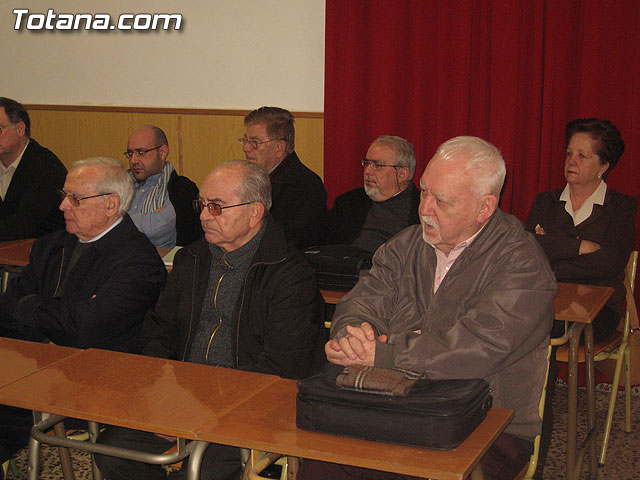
[325,322,388,366]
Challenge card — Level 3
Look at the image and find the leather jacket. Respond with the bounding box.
[332,209,557,441]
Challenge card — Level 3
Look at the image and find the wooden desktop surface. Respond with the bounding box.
[553,282,614,324]
[0,239,35,267]
[0,348,280,439]
[0,344,512,479]
[198,378,513,480]
[0,239,174,271]
[0,337,79,388]
[320,288,346,304]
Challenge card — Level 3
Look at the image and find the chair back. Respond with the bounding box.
[517,343,552,479]
[623,251,638,334]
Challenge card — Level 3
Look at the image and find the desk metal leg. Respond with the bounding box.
[566,322,583,480]
[186,441,208,480]
[27,430,41,480]
[566,322,598,480]
[30,415,200,479]
[242,450,282,480]
[54,422,76,480]
[88,421,103,480]
[583,324,597,478]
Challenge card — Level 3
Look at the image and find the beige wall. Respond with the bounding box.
[27,106,324,187]
[0,1,325,111]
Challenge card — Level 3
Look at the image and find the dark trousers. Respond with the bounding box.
[0,405,32,464]
[95,426,242,480]
[0,405,89,465]
[296,432,532,480]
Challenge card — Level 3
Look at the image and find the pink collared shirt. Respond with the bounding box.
[432,227,484,293]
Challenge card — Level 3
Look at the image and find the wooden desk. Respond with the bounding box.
[0,348,281,480]
[198,378,513,480]
[0,238,35,267]
[0,338,82,480]
[320,288,346,304]
[0,348,279,438]
[0,239,172,270]
[554,282,614,323]
[0,337,79,388]
[0,346,512,480]
[553,282,613,480]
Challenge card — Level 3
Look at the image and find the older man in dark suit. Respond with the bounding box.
[0,157,167,468]
[0,97,67,240]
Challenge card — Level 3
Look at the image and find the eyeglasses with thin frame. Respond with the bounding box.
[58,189,113,207]
[361,158,399,171]
[123,145,162,160]
[0,124,14,134]
[192,199,253,216]
[238,136,285,150]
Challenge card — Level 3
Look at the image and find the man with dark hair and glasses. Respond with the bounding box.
[0,157,166,467]
[95,160,324,480]
[0,97,67,240]
[125,125,201,248]
[241,106,327,249]
[323,135,420,254]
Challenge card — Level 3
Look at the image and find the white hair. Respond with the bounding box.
[70,157,133,216]
[436,136,506,199]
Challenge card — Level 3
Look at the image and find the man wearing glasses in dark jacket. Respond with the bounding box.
[0,156,167,469]
[95,160,324,480]
[0,97,67,240]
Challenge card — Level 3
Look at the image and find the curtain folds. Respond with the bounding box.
[324,0,640,239]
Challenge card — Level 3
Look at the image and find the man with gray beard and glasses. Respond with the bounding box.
[322,135,420,254]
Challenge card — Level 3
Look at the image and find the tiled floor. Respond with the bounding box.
[542,381,639,479]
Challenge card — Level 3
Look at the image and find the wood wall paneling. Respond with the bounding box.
[27,107,324,189]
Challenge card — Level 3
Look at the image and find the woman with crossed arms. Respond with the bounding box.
[525,117,636,344]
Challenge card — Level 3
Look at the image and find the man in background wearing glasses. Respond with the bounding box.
[0,97,67,241]
[322,135,420,254]
[241,106,327,249]
[0,157,166,467]
[125,125,201,248]
[95,160,324,480]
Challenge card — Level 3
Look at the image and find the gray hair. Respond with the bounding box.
[0,97,30,137]
[371,135,416,178]
[70,157,134,216]
[244,106,295,156]
[436,136,506,199]
[217,160,272,212]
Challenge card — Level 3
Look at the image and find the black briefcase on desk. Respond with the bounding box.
[303,244,373,291]
[296,364,492,450]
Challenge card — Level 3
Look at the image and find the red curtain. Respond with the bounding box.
[324,0,640,238]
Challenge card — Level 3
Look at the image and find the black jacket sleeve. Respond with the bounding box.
[0,140,67,240]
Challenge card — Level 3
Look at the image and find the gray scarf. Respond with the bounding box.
[128,161,175,213]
